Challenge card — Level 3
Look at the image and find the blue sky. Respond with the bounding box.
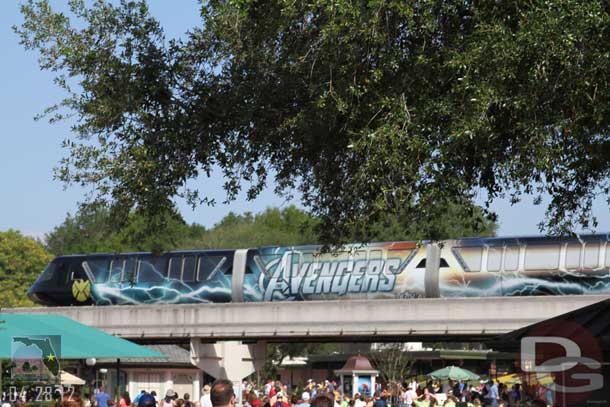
[1,1,608,239]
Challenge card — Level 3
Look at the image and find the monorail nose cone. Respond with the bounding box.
[27,290,41,304]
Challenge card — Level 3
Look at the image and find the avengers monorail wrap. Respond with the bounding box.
[27,234,610,306]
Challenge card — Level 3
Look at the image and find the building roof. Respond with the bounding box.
[0,314,164,359]
[335,354,378,374]
[97,344,189,365]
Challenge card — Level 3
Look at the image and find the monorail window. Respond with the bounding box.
[68,258,87,282]
[43,259,87,286]
[168,256,182,280]
[37,262,57,283]
[224,263,233,275]
[487,248,502,272]
[109,259,124,283]
[456,247,482,272]
[59,262,72,285]
[70,260,88,281]
[198,255,231,281]
[504,247,519,271]
[122,257,136,283]
[137,257,165,283]
[85,259,110,283]
[566,244,581,269]
[525,245,559,270]
[584,243,600,269]
[182,256,197,282]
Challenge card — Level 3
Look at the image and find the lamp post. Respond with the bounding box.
[85,358,97,400]
[99,368,108,394]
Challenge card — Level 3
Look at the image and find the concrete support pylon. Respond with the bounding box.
[190,339,266,383]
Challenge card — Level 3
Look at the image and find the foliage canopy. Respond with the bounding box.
[0,230,52,308]
[45,205,321,255]
[46,202,495,255]
[44,205,204,254]
[17,0,603,243]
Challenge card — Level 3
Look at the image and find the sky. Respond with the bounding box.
[1,1,609,239]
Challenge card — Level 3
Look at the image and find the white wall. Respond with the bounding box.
[126,368,202,402]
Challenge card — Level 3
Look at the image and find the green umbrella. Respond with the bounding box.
[0,313,165,359]
[427,365,480,381]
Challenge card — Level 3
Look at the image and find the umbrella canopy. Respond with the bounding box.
[0,314,165,359]
[427,365,480,381]
[60,370,85,385]
[496,373,522,385]
[496,373,554,386]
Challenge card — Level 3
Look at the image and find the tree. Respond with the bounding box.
[357,202,496,242]
[369,343,415,404]
[45,204,318,255]
[185,206,320,249]
[45,204,206,255]
[369,343,415,405]
[47,201,494,257]
[0,230,52,308]
[15,0,610,245]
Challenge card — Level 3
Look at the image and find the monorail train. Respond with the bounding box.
[27,234,610,306]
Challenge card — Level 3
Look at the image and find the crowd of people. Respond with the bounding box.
[234,377,548,407]
[393,378,527,406]
[237,378,545,407]
[395,379,525,407]
[2,376,549,407]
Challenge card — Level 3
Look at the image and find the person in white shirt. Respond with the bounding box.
[200,385,212,407]
[354,394,366,407]
[264,380,273,396]
[405,386,417,407]
[409,379,418,394]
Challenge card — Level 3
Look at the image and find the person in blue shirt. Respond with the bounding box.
[372,392,387,407]
[458,381,465,397]
[545,383,554,407]
[488,381,499,407]
[95,387,111,407]
[133,391,147,405]
[138,393,157,407]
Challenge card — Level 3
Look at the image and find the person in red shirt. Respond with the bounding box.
[119,393,131,407]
